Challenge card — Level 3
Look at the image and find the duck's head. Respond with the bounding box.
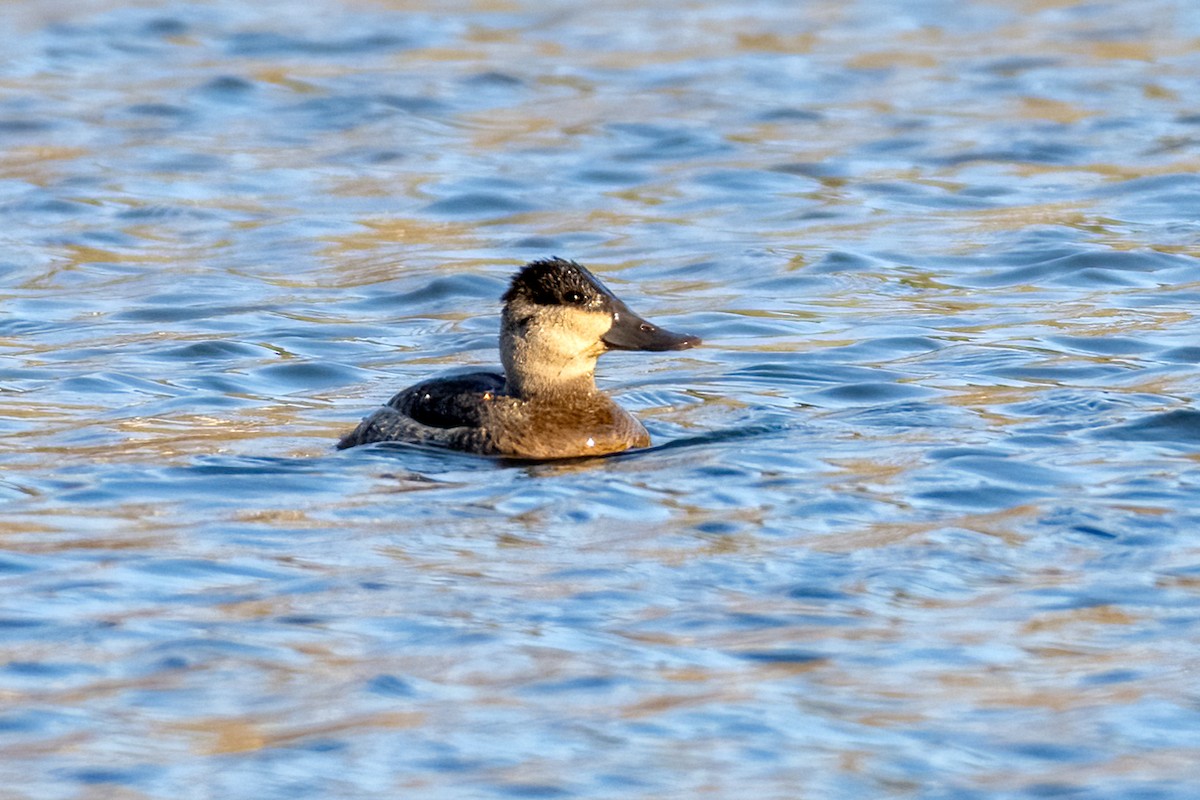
[500,257,700,396]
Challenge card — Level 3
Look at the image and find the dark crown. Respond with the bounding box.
[503,257,609,307]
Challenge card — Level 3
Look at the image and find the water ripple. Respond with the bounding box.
[2,1,1200,798]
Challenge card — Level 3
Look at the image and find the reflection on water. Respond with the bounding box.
[2,0,1200,797]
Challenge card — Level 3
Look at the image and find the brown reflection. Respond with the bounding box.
[1013,96,1096,124]
[178,711,424,755]
[620,687,750,719]
[0,146,90,183]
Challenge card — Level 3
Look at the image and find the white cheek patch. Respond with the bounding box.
[544,311,610,354]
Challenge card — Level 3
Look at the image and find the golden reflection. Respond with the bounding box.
[251,67,321,94]
[0,407,344,462]
[1013,96,1096,124]
[0,730,92,762]
[660,666,712,683]
[180,711,424,755]
[319,217,483,267]
[937,668,1144,712]
[1085,41,1157,61]
[0,146,91,182]
[858,711,926,727]
[620,689,748,719]
[1023,604,1141,633]
[957,202,1100,234]
[232,508,316,525]
[0,525,169,554]
[20,243,178,292]
[811,503,1041,553]
[734,32,817,54]
[942,383,1038,414]
[847,51,939,70]
[0,517,62,536]
[1143,83,1179,101]
[1015,158,1200,182]
[324,175,416,199]
[464,110,577,150]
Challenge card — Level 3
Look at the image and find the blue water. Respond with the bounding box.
[3,1,1200,797]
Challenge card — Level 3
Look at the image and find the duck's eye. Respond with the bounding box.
[564,291,586,305]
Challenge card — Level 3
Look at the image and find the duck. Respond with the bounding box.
[337,257,700,459]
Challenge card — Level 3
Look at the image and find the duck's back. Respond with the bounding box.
[336,371,505,451]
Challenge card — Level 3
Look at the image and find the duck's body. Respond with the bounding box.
[337,258,699,459]
[338,370,649,459]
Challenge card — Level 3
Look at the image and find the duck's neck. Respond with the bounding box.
[508,372,597,400]
[501,337,600,400]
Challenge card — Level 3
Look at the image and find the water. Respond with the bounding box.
[2,0,1200,797]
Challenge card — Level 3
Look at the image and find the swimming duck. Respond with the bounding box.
[337,257,700,459]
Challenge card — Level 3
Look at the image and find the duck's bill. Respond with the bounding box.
[602,300,701,352]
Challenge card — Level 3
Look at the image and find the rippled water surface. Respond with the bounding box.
[3,0,1200,797]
